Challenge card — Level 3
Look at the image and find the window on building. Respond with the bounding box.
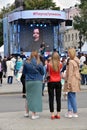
[65,35,67,42]
[72,34,74,41]
[68,34,70,42]
[75,33,77,40]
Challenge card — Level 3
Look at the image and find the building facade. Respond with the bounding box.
[59,6,83,50]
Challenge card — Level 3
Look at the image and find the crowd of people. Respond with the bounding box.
[0,47,87,120]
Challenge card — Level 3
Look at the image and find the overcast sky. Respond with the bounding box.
[0,0,14,9]
[0,0,80,10]
[54,0,80,9]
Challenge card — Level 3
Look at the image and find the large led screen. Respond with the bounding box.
[19,24,54,52]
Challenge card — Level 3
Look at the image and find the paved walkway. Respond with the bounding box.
[0,77,87,94]
[0,77,87,130]
[0,108,87,130]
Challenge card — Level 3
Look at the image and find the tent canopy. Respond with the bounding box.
[0,45,4,52]
[81,41,87,53]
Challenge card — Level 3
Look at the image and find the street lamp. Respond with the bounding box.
[79,32,82,52]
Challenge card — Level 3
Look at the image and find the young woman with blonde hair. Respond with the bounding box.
[64,48,81,118]
[47,52,62,119]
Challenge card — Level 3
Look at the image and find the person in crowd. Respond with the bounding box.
[79,53,86,84]
[2,56,7,78]
[64,48,81,118]
[15,56,23,74]
[39,42,46,56]
[11,55,16,75]
[61,58,68,100]
[79,53,86,68]
[0,58,3,85]
[47,52,62,119]
[6,57,14,84]
[21,72,26,98]
[86,54,87,62]
[80,61,87,85]
[42,59,48,96]
[23,50,44,119]
[20,56,30,98]
[15,56,23,81]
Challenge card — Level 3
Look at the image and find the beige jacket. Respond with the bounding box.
[64,57,81,92]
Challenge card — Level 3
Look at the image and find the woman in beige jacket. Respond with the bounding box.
[64,48,81,118]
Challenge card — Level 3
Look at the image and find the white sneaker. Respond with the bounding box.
[31,115,39,120]
[65,112,73,118]
[24,113,29,117]
[72,113,78,118]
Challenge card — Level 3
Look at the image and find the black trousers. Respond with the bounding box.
[0,72,3,84]
[48,81,62,112]
[21,74,26,94]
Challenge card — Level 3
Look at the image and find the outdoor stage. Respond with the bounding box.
[3,10,67,56]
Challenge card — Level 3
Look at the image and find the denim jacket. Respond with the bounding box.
[23,58,44,81]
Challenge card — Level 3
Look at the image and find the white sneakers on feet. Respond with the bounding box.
[31,115,39,120]
[72,113,78,118]
[65,112,78,118]
[65,112,73,118]
[24,113,29,117]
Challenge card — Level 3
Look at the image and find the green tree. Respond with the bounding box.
[0,4,15,19]
[0,4,15,46]
[24,0,60,10]
[73,0,87,39]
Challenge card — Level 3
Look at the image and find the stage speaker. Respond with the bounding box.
[65,20,72,26]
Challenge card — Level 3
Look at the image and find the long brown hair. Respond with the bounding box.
[29,50,41,64]
[50,52,60,72]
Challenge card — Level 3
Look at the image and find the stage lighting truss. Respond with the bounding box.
[30,23,47,27]
[29,19,53,27]
[18,19,60,27]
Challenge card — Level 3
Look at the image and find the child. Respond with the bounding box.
[80,61,87,85]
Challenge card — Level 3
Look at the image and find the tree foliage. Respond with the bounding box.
[0,4,15,19]
[0,4,15,46]
[24,0,60,10]
[73,0,87,39]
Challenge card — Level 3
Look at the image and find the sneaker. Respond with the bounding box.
[72,113,78,118]
[24,113,29,117]
[65,112,73,118]
[31,115,39,120]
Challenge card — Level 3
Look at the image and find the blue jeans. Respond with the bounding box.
[7,76,13,84]
[81,74,87,84]
[67,92,77,113]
